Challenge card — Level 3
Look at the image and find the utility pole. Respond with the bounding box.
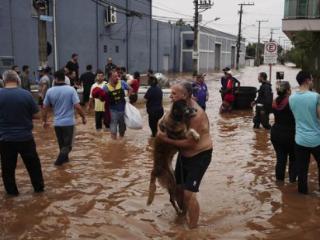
[270,28,279,41]
[255,20,268,66]
[192,0,199,75]
[236,2,254,70]
[34,0,48,68]
[268,28,279,82]
[193,0,213,75]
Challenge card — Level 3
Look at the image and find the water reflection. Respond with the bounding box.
[3,66,320,239]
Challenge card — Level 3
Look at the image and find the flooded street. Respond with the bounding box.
[2,65,320,240]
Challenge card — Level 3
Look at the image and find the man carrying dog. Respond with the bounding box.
[157,81,213,228]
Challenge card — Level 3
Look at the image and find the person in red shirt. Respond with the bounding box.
[220,70,236,113]
[128,71,140,104]
[91,87,111,128]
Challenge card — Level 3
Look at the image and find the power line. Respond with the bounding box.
[153,0,193,15]
[132,0,193,18]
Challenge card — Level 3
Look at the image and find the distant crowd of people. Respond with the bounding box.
[0,53,173,188]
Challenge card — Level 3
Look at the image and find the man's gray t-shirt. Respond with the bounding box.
[44,85,80,126]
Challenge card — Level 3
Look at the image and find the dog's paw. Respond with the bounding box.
[147,183,156,205]
[189,129,200,141]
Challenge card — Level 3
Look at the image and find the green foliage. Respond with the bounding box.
[176,19,186,26]
[246,43,256,58]
[287,32,320,91]
[246,42,264,65]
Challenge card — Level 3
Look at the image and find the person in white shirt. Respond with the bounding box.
[88,70,108,131]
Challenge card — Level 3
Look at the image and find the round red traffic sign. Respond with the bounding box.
[265,42,277,53]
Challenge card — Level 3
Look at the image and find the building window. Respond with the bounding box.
[103,45,108,53]
[115,46,119,53]
[297,0,308,17]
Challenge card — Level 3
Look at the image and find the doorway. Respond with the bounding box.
[231,46,236,69]
[163,55,169,72]
[214,44,221,71]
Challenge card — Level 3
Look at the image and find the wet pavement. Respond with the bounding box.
[1,65,320,240]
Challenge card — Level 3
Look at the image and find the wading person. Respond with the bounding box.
[88,70,108,131]
[128,71,141,104]
[104,57,116,80]
[252,72,273,129]
[157,82,213,228]
[192,73,209,111]
[0,70,44,196]
[220,70,236,113]
[271,81,297,183]
[21,65,32,91]
[79,65,95,105]
[289,71,320,194]
[11,65,20,75]
[106,70,132,140]
[66,53,79,81]
[144,75,164,137]
[38,66,51,106]
[220,67,240,101]
[42,70,86,166]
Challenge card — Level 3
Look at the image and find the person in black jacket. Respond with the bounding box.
[251,72,273,129]
[144,75,164,137]
[271,81,297,182]
[104,57,116,81]
[66,53,79,81]
[79,65,95,105]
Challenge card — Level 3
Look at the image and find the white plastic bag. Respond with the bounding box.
[124,103,143,129]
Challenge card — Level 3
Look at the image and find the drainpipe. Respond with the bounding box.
[53,0,58,70]
[9,0,15,61]
[126,0,129,72]
[157,21,159,72]
[149,0,152,71]
[173,26,176,72]
[96,3,99,69]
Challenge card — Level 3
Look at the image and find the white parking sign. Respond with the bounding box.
[264,42,278,64]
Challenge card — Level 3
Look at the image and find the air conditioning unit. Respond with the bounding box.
[105,6,117,26]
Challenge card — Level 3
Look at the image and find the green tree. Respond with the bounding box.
[176,19,186,26]
[246,43,256,58]
[288,32,320,92]
[246,42,264,65]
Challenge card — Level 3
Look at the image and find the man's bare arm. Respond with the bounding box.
[74,103,87,124]
[157,115,201,148]
[42,105,50,128]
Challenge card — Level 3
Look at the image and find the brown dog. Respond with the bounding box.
[147,100,200,213]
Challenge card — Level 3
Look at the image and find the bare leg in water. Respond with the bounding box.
[175,185,185,213]
[183,190,200,229]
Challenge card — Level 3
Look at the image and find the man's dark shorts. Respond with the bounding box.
[175,149,212,192]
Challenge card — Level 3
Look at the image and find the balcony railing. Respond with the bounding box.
[284,0,320,19]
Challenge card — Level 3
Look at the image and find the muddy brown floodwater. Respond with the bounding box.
[1,65,320,240]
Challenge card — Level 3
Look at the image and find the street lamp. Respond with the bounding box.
[201,17,221,27]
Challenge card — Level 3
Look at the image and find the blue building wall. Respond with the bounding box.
[0,0,245,76]
[0,0,181,75]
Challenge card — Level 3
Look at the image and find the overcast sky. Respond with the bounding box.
[152,0,290,46]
